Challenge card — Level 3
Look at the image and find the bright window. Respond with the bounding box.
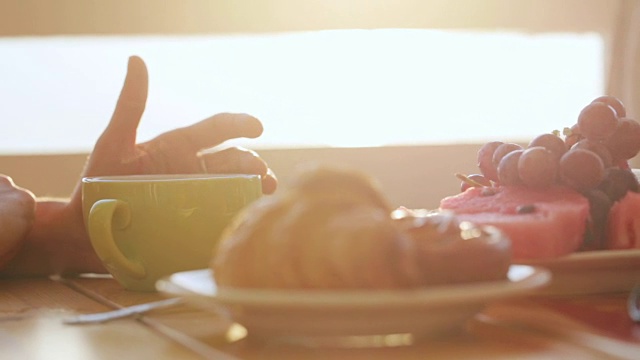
[0,29,604,154]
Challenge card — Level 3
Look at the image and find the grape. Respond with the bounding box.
[564,124,582,149]
[492,143,523,170]
[580,188,612,250]
[460,174,491,192]
[517,146,557,188]
[468,174,491,186]
[605,118,640,162]
[597,167,640,202]
[577,102,618,141]
[591,95,626,118]
[570,139,613,168]
[617,159,631,170]
[559,149,605,191]
[466,95,636,199]
[528,133,567,161]
[477,141,504,182]
[481,187,497,196]
[497,149,524,185]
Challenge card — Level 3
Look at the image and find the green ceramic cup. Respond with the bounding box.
[82,174,261,291]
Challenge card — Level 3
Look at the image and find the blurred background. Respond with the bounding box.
[0,0,638,208]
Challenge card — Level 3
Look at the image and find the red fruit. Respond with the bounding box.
[617,160,631,170]
[577,102,618,141]
[591,95,626,118]
[518,146,557,188]
[607,191,640,249]
[460,174,491,192]
[564,124,582,149]
[528,133,567,161]
[497,149,524,186]
[605,118,640,162]
[559,149,605,191]
[440,185,589,260]
[477,141,504,182]
[570,139,613,168]
[492,143,524,168]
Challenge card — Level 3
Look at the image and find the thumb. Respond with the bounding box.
[99,56,149,147]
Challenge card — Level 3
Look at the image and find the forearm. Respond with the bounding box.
[1,199,105,277]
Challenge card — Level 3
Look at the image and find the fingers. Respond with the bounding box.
[200,147,268,176]
[0,175,35,199]
[0,174,15,187]
[261,168,278,195]
[0,174,36,219]
[154,113,264,153]
[97,56,149,150]
[199,147,278,194]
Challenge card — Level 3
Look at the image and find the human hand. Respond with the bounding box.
[4,56,280,276]
[0,175,36,269]
[70,56,278,209]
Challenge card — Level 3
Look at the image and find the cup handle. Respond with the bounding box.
[88,199,146,279]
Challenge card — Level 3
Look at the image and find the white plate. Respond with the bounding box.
[156,265,549,342]
[517,249,640,296]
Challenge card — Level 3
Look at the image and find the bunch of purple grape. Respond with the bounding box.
[466,95,640,200]
[462,95,640,250]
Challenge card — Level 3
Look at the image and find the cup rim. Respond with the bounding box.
[82,173,260,183]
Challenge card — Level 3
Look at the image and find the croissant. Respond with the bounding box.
[212,167,511,289]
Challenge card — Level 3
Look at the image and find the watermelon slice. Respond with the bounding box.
[439,185,589,261]
[607,191,640,249]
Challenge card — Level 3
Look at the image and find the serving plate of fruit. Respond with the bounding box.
[516,249,640,296]
[439,95,640,296]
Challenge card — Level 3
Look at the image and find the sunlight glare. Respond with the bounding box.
[0,29,603,153]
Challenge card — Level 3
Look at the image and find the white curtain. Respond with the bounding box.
[622,2,640,119]
[603,0,640,166]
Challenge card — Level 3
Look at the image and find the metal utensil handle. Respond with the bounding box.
[628,284,640,322]
[64,297,182,325]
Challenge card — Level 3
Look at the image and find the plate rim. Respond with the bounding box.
[516,248,640,268]
[156,264,550,309]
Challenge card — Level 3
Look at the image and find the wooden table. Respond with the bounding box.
[1,274,639,359]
